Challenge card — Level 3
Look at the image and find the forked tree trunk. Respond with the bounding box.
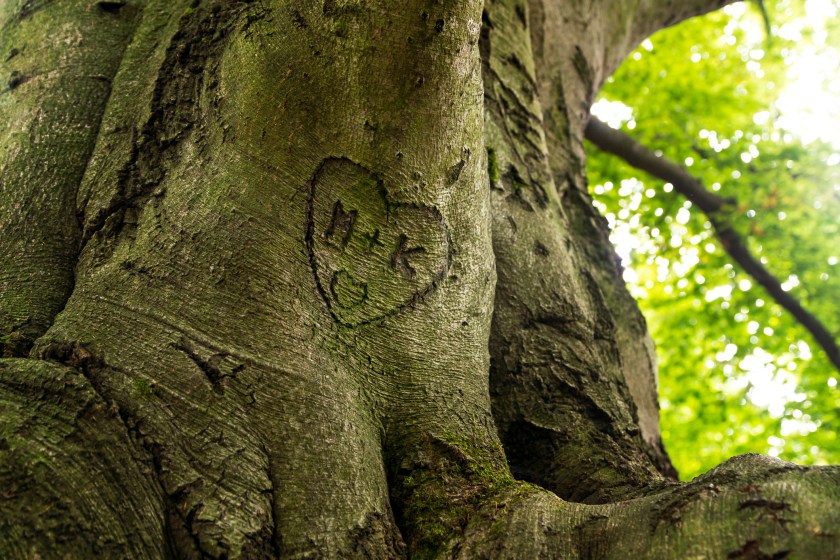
[0,1,837,558]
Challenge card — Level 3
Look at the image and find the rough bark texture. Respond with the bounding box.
[0,0,145,356]
[0,0,837,558]
[484,0,675,504]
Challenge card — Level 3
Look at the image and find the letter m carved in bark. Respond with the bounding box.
[324,201,356,249]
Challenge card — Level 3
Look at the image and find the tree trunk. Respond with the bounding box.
[0,0,837,558]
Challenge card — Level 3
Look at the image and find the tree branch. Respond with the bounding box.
[628,0,743,42]
[585,116,840,374]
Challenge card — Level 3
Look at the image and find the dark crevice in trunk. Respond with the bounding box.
[171,338,244,395]
[0,2,146,357]
[96,1,127,14]
[79,1,267,256]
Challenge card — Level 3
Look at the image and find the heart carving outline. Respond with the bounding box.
[305,157,451,326]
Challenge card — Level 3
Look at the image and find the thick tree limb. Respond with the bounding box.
[0,0,145,357]
[585,116,840,374]
[628,0,743,43]
[484,1,675,501]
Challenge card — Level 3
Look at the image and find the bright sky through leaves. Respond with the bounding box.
[588,0,840,479]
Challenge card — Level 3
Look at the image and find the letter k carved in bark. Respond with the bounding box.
[391,234,427,280]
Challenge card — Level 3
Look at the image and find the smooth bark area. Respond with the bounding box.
[0,0,837,558]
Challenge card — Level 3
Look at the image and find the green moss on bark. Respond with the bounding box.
[392,433,515,559]
[0,0,145,349]
[487,147,500,186]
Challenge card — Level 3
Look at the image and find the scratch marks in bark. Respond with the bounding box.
[306,157,451,327]
[391,234,427,281]
[324,201,358,250]
[171,338,245,395]
[651,481,721,532]
[735,490,797,530]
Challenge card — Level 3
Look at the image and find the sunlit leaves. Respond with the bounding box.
[588,0,840,479]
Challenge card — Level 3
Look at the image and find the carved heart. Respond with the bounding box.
[306,157,451,326]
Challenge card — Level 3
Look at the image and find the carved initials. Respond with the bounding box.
[391,234,426,280]
[307,157,450,326]
[324,201,356,249]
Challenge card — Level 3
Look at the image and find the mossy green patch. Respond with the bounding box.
[331,18,349,38]
[511,177,528,193]
[487,147,500,186]
[394,432,515,559]
[1,330,32,358]
[132,378,153,400]
[331,270,368,309]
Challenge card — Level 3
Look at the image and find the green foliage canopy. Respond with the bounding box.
[587,0,840,479]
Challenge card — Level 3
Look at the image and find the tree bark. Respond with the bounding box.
[0,0,837,558]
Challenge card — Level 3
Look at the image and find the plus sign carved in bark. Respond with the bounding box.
[306,158,451,327]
